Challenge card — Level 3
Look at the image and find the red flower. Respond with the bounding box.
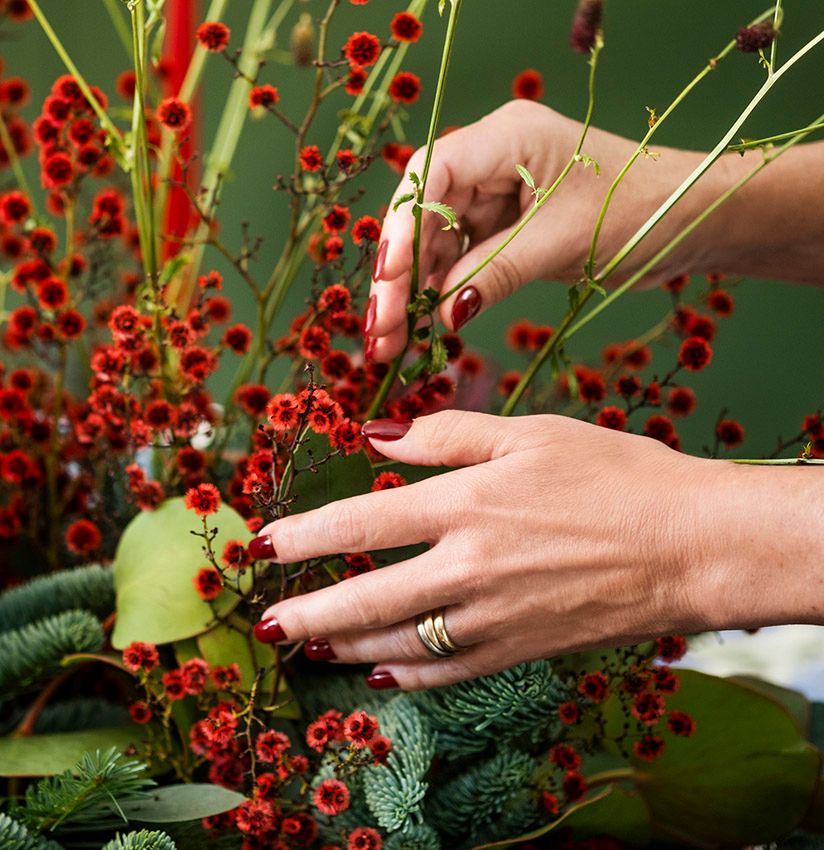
[643,414,677,446]
[306,719,332,751]
[184,482,221,515]
[667,386,696,418]
[371,471,407,491]
[329,420,363,455]
[314,778,351,815]
[222,323,252,354]
[512,69,544,101]
[211,663,242,689]
[352,215,381,245]
[157,97,192,131]
[299,325,331,360]
[391,12,423,43]
[36,276,68,311]
[197,21,231,52]
[300,144,324,172]
[344,32,381,68]
[56,309,86,340]
[577,670,609,703]
[222,539,251,570]
[323,204,351,234]
[549,743,581,771]
[656,634,687,662]
[193,567,223,601]
[541,791,559,814]
[634,734,665,762]
[235,799,276,837]
[249,84,280,108]
[129,701,152,724]
[235,384,271,417]
[736,21,775,53]
[42,152,73,188]
[198,270,223,289]
[716,418,745,448]
[678,336,713,371]
[707,288,735,316]
[255,729,291,762]
[348,827,382,850]
[570,0,603,53]
[318,283,352,317]
[116,70,137,101]
[179,346,217,383]
[368,734,392,765]
[65,519,102,554]
[336,148,358,171]
[181,658,210,694]
[343,710,378,747]
[346,67,368,95]
[122,641,159,673]
[596,405,626,431]
[562,771,587,802]
[652,665,680,695]
[631,692,666,726]
[266,392,300,431]
[0,190,31,224]
[388,71,421,104]
[667,710,696,737]
[558,701,581,725]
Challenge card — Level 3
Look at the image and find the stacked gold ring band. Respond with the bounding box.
[415,608,463,658]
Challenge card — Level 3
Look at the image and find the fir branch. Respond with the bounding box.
[383,823,441,850]
[0,813,63,850]
[0,610,104,695]
[101,831,177,850]
[0,564,115,634]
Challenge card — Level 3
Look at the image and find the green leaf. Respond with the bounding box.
[586,279,607,296]
[0,727,144,777]
[112,498,250,648]
[469,784,652,849]
[420,200,457,230]
[408,171,421,190]
[290,432,374,515]
[118,784,245,823]
[392,192,415,212]
[515,164,535,191]
[400,349,432,386]
[429,336,448,375]
[728,675,812,737]
[158,254,190,289]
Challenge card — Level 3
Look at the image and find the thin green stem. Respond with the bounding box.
[0,111,34,205]
[731,458,824,465]
[103,0,133,58]
[438,37,601,307]
[584,5,777,281]
[726,123,824,152]
[365,0,463,421]
[769,0,783,73]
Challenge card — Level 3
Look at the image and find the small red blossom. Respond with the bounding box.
[122,641,159,673]
[346,67,368,95]
[371,471,407,491]
[249,84,280,108]
[656,634,687,662]
[391,12,423,42]
[562,771,587,802]
[512,69,544,100]
[256,729,291,762]
[570,0,604,53]
[549,743,581,771]
[707,288,735,316]
[267,392,300,431]
[343,710,379,747]
[65,519,102,555]
[352,215,381,245]
[197,21,231,52]
[558,701,581,725]
[184,482,221,515]
[329,420,363,455]
[678,336,713,371]
[577,671,609,703]
[194,567,223,601]
[652,665,680,695]
[161,669,187,700]
[541,791,559,814]
[667,710,696,737]
[634,734,666,762]
[42,152,74,188]
[300,144,324,172]
[223,323,253,354]
[181,658,210,694]
[299,325,331,360]
[323,204,351,234]
[0,190,31,224]
[632,692,666,726]
[336,148,358,170]
[736,21,775,53]
[381,142,414,174]
[344,32,381,68]
[314,778,351,815]
[644,414,677,446]
[348,827,382,850]
[716,418,745,449]
[388,71,421,104]
[157,97,192,131]
[368,734,392,765]
[596,405,626,431]
[667,386,697,418]
[129,701,152,724]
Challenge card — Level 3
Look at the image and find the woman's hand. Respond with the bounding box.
[366,100,733,362]
[251,410,773,690]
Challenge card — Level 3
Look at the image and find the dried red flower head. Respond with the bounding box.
[197,20,230,52]
[193,567,223,600]
[678,336,713,371]
[329,419,363,455]
[0,190,31,224]
[352,215,381,245]
[65,519,102,554]
[42,152,73,188]
[562,771,587,802]
[656,634,687,662]
[634,734,666,762]
[368,734,392,765]
[211,663,242,689]
[651,664,680,695]
[249,84,280,109]
[512,69,544,101]
[391,12,423,43]
[157,97,192,131]
[300,144,324,172]
[667,710,696,737]
[129,701,152,725]
[56,309,86,340]
[736,21,775,53]
[323,204,351,234]
[348,827,382,850]
[267,393,300,431]
[667,386,697,418]
[686,312,716,341]
[236,799,277,837]
[343,710,379,747]
[371,471,407,491]
[716,418,745,449]
[570,0,603,53]
[631,691,666,726]
[388,71,421,104]
[596,405,626,431]
[558,700,581,725]
[319,283,352,317]
[344,31,381,68]
[314,778,351,815]
[223,323,253,354]
[577,670,609,703]
[37,276,68,311]
[255,729,291,762]
[549,743,582,771]
[181,658,209,695]
[299,325,331,360]
[707,288,735,316]
[122,641,159,673]
[184,482,221,515]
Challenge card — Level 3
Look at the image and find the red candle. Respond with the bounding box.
[163,0,200,262]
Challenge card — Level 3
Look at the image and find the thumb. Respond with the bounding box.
[362,410,542,467]
[438,227,547,331]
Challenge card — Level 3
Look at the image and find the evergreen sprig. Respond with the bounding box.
[0,564,114,634]
[101,831,177,850]
[0,813,63,850]
[364,697,435,835]
[383,822,441,850]
[12,748,154,834]
[0,609,103,694]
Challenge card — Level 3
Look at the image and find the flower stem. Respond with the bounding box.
[365,0,463,421]
[726,122,824,152]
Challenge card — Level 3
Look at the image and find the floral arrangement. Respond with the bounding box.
[0,1,823,849]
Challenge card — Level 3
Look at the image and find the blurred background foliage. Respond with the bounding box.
[3,0,823,455]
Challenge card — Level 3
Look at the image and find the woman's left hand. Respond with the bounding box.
[250,410,795,690]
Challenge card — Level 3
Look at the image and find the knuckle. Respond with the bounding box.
[488,252,521,298]
[326,501,367,553]
[339,578,385,630]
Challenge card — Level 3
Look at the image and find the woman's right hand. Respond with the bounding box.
[366,99,736,362]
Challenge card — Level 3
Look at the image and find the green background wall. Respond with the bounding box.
[3,1,823,455]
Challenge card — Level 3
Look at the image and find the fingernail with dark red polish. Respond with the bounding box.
[363,295,377,336]
[254,617,287,644]
[362,419,412,442]
[372,240,389,281]
[366,670,399,690]
[249,535,276,561]
[365,335,377,363]
[304,638,337,661]
[451,286,482,331]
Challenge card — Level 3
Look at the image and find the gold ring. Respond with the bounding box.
[415,608,462,658]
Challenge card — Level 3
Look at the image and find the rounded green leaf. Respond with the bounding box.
[118,784,245,823]
[112,498,250,648]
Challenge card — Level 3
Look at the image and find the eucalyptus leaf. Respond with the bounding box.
[112,498,250,648]
[118,784,246,823]
[0,727,144,777]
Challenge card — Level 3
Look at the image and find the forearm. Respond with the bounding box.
[688,459,824,631]
[701,141,824,285]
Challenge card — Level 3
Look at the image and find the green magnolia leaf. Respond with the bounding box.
[118,784,245,823]
[112,498,250,648]
[420,200,457,230]
[290,431,374,515]
[515,164,536,191]
[0,727,143,777]
[728,675,812,736]
[392,192,415,212]
[604,670,822,845]
[469,784,652,849]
